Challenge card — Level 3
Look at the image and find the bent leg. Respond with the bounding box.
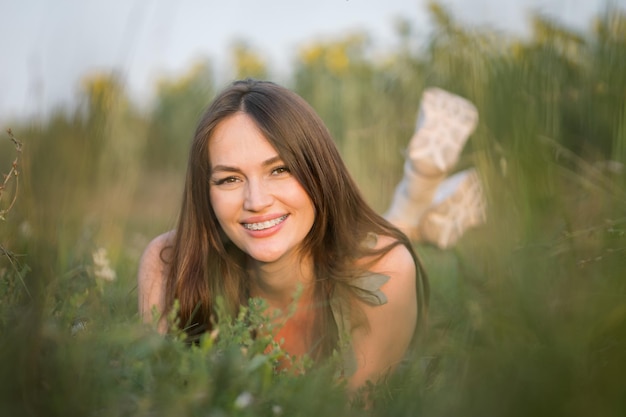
[384,88,479,239]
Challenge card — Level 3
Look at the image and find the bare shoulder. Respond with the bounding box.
[348,234,418,389]
[368,234,418,326]
[139,230,175,275]
[138,230,175,329]
[370,234,416,287]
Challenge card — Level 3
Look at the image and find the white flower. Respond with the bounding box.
[71,319,88,336]
[92,247,116,282]
[272,405,283,415]
[234,391,254,409]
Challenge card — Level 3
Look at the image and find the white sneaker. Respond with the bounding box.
[418,168,487,249]
[408,87,479,177]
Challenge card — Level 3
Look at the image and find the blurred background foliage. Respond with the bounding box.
[1,1,625,416]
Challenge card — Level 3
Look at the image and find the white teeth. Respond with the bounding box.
[243,215,288,231]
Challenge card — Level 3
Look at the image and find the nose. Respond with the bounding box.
[243,178,273,212]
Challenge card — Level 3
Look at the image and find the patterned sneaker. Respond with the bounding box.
[418,168,487,249]
[408,87,479,177]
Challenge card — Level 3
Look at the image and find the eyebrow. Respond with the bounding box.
[211,155,283,174]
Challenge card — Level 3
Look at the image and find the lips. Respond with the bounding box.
[242,214,288,231]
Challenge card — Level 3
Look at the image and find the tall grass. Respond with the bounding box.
[1,2,625,416]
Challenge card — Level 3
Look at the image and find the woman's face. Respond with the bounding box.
[208,112,316,265]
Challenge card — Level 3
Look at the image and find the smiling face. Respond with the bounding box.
[208,112,316,266]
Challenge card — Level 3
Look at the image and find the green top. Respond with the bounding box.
[329,271,390,376]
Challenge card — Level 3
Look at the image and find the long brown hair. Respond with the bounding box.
[165,79,429,358]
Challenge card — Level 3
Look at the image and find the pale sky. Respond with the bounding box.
[0,0,619,124]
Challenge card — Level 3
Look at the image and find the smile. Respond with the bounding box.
[242,215,288,231]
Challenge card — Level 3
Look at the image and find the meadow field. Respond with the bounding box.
[1,4,625,416]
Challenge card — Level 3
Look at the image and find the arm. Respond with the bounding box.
[348,237,418,391]
[137,231,174,333]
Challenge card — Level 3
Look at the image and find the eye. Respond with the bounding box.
[271,166,290,176]
[212,176,241,186]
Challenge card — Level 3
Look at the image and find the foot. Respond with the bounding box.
[408,88,479,177]
[418,168,487,249]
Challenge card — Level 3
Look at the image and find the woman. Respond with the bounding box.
[138,79,429,391]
